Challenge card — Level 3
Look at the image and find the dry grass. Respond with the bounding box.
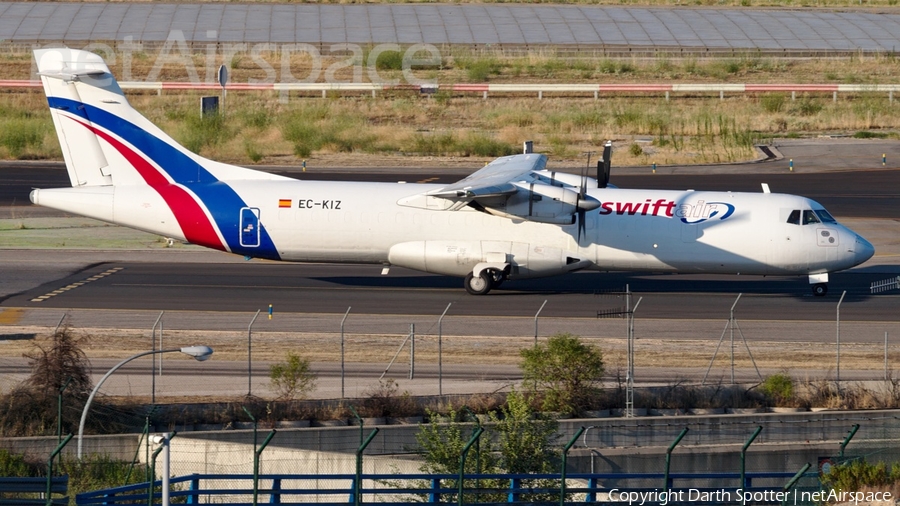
[3,325,899,373]
[2,51,899,165]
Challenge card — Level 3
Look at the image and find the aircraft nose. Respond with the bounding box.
[854,234,875,265]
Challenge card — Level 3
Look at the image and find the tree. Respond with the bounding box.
[269,352,317,400]
[492,390,559,474]
[415,408,498,475]
[0,324,93,437]
[520,333,605,415]
[24,323,92,397]
[492,390,561,502]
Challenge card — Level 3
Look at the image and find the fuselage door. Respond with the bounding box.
[240,207,261,247]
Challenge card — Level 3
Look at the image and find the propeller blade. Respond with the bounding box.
[577,207,585,243]
[598,141,612,188]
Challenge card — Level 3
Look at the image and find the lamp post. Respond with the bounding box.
[77,346,213,459]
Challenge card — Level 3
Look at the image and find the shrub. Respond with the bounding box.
[853,131,888,139]
[268,352,317,401]
[374,50,403,71]
[629,142,643,157]
[520,333,605,415]
[793,96,823,116]
[822,459,900,492]
[410,132,456,155]
[456,57,502,82]
[281,115,323,158]
[244,139,264,163]
[181,113,229,153]
[0,448,34,477]
[761,93,786,113]
[758,373,795,406]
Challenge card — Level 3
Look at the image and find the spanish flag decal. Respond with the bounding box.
[278,199,291,208]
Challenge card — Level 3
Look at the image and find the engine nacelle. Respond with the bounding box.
[487,182,580,224]
[388,241,593,279]
[388,241,485,277]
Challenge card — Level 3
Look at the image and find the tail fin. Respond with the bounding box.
[36,48,117,187]
[35,48,286,188]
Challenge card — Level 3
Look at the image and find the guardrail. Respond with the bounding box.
[75,471,819,505]
[3,80,900,100]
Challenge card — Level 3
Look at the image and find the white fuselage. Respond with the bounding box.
[31,178,872,280]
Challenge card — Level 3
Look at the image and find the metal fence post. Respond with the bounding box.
[438,303,452,396]
[151,311,163,404]
[56,377,72,469]
[534,300,547,345]
[253,430,276,506]
[741,426,763,503]
[355,428,379,506]
[781,462,811,503]
[149,443,164,506]
[663,428,689,490]
[458,426,484,506]
[836,290,846,389]
[46,433,72,506]
[560,426,586,506]
[839,424,860,460]
[409,324,415,380]
[341,307,351,398]
[248,310,261,397]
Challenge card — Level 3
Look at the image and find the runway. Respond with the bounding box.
[2,140,900,395]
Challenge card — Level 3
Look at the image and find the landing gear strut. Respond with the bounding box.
[812,283,828,297]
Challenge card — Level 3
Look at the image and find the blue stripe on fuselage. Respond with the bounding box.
[47,97,281,260]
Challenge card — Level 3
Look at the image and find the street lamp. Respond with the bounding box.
[77,346,213,459]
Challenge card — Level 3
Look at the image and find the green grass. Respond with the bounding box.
[0,118,49,159]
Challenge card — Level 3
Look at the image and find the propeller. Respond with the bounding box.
[575,163,600,242]
[576,168,588,242]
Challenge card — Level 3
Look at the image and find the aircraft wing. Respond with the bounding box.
[427,153,600,226]
[428,154,548,199]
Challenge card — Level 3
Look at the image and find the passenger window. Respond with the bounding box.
[786,210,800,225]
[803,210,820,225]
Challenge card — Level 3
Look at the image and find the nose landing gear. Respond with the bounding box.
[809,273,829,297]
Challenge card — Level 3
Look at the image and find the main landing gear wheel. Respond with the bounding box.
[812,283,828,297]
[464,271,492,295]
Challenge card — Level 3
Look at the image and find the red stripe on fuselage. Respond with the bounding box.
[72,118,226,251]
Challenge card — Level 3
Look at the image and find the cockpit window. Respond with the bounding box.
[786,210,800,225]
[814,209,837,223]
[802,210,820,225]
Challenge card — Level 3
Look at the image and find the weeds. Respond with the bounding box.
[362,378,418,418]
[0,118,46,159]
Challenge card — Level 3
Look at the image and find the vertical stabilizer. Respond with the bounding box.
[36,48,119,187]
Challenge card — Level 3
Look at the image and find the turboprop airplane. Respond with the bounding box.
[30,48,874,296]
